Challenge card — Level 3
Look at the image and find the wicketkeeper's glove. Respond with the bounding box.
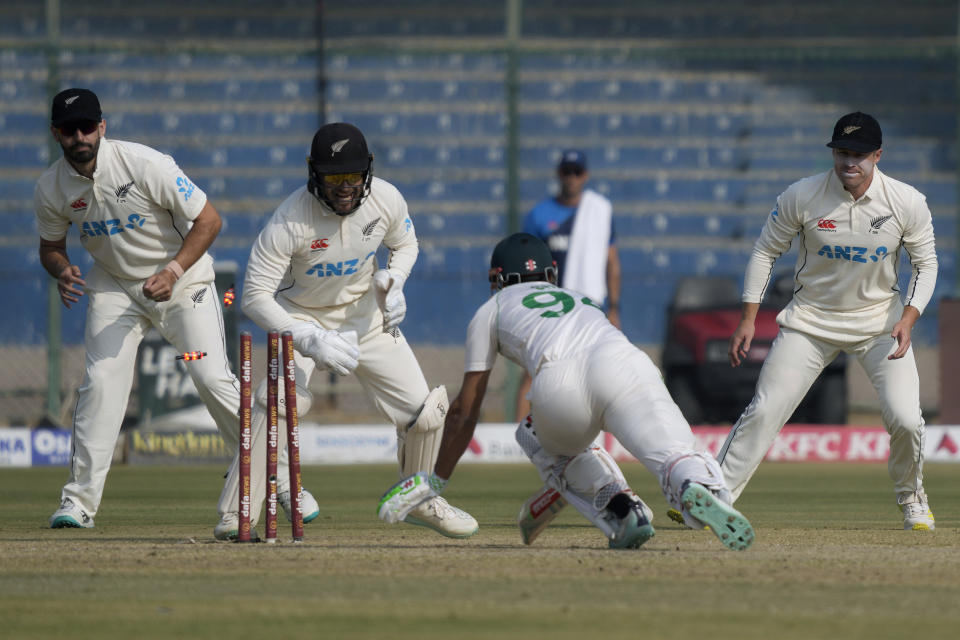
[288,321,359,376]
[373,269,407,331]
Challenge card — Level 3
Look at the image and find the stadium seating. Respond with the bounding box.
[0,0,954,349]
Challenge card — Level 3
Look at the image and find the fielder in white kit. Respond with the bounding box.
[215,122,478,539]
[378,233,755,551]
[35,88,242,528]
[719,112,939,530]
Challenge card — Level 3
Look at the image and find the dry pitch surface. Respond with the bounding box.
[1,462,958,640]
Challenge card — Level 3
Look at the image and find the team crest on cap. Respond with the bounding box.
[330,138,349,155]
[525,259,537,271]
[842,125,861,135]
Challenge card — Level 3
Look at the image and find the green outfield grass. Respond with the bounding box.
[0,462,957,640]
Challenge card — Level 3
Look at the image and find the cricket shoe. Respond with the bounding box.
[49,497,94,529]
[898,490,935,531]
[608,494,655,549]
[681,482,754,551]
[278,489,320,524]
[213,513,260,542]
[404,496,478,538]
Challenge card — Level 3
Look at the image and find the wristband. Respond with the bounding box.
[164,260,184,280]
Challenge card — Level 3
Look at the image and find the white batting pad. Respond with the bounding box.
[397,385,448,476]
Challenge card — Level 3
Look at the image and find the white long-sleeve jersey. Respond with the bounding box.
[241,177,418,332]
[34,137,213,285]
[464,281,625,375]
[744,168,938,342]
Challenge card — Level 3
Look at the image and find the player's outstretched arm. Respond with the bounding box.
[434,370,490,479]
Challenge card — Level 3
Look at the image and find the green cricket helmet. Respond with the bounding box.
[489,232,558,289]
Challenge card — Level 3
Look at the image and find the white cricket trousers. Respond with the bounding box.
[529,336,696,475]
[216,305,430,524]
[62,267,240,517]
[718,327,924,501]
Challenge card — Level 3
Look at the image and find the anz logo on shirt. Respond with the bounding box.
[176,176,196,202]
[305,251,376,278]
[817,245,890,263]
[79,214,147,239]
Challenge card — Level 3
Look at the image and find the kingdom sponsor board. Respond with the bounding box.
[127,430,232,464]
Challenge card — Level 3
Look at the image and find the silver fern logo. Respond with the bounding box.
[190,289,207,306]
[870,215,892,230]
[115,180,135,202]
[330,138,349,156]
[361,217,381,240]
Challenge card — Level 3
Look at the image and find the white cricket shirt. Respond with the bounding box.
[241,177,418,332]
[34,137,213,284]
[744,167,938,341]
[464,281,623,374]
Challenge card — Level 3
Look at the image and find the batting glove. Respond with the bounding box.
[373,269,407,331]
[289,321,360,376]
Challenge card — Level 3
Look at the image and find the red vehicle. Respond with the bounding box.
[662,275,847,425]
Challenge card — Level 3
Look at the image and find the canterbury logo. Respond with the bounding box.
[817,219,837,230]
[70,198,88,210]
[870,215,892,230]
[842,125,861,135]
[115,180,135,200]
[65,95,80,105]
[191,289,207,305]
[330,138,349,155]
[362,218,380,237]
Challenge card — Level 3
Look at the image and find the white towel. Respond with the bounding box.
[562,189,611,303]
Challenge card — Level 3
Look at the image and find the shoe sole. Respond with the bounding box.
[403,516,478,539]
[50,516,92,529]
[682,482,754,551]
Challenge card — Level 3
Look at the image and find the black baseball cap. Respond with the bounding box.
[308,122,372,174]
[557,149,587,172]
[51,88,102,127]
[826,111,882,153]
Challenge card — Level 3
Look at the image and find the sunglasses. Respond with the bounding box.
[322,172,364,186]
[56,121,99,137]
[559,166,584,177]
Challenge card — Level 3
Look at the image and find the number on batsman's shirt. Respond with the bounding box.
[464,281,622,375]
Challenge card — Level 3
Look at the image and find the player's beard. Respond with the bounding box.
[62,137,100,165]
[324,183,363,214]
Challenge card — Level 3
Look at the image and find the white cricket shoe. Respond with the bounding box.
[213,513,260,542]
[278,489,320,524]
[608,495,655,550]
[404,496,478,538]
[898,490,935,531]
[49,497,94,529]
[214,513,239,541]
